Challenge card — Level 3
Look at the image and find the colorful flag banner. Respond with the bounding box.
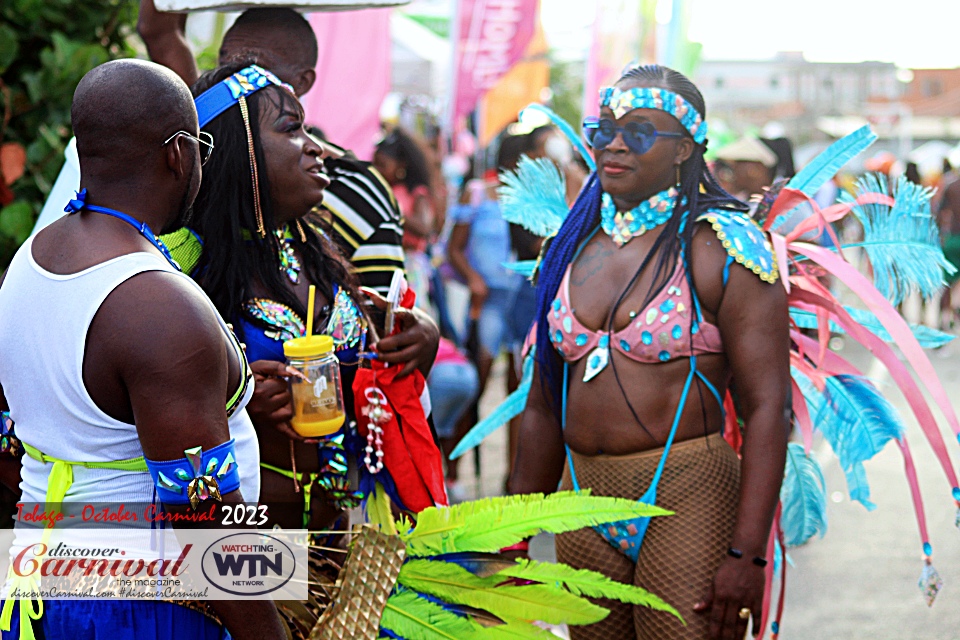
[301,8,393,160]
[450,0,539,128]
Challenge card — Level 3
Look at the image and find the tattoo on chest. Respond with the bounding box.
[572,242,615,287]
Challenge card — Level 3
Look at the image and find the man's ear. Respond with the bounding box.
[295,68,316,96]
[164,135,187,180]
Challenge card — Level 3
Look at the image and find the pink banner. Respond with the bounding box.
[301,9,393,160]
[451,0,538,127]
[582,0,650,119]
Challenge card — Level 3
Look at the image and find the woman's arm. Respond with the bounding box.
[507,359,567,495]
[447,223,488,320]
[403,192,434,239]
[693,238,791,639]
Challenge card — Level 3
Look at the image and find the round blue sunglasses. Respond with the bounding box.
[582,117,683,155]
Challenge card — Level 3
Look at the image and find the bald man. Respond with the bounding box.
[0,59,284,639]
[136,1,406,296]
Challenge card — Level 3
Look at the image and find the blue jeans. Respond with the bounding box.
[428,361,479,439]
[476,287,515,358]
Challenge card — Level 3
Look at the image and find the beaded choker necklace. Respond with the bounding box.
[600,186,679,248]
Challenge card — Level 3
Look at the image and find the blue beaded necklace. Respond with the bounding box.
[64,189,181,271]
[600,186,679,247]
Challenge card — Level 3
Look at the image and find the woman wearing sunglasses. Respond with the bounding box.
[508,65,790,640]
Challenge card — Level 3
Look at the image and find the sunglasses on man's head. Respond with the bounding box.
[582,117,683,155]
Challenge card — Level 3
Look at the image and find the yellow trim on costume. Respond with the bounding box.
[698,213,780,284]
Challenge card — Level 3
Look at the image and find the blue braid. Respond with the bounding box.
[534,173,602,413]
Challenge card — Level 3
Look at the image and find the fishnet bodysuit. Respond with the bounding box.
[555,432,741,640]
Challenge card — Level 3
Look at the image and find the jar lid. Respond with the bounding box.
[283,335,334,358]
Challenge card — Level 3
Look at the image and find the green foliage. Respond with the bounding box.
[0,0,137,267]
[399,491,672,556]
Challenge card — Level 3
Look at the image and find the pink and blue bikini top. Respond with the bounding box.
[547,254,722,364]
[546,209,779,365]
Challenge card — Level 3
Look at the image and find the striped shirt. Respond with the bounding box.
[321,157,406,296]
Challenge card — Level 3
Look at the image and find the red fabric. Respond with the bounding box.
[353,361,448,512]
[722,391,741,453]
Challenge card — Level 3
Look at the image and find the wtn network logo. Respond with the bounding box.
[201,533,297,597]
[212,547,283,578]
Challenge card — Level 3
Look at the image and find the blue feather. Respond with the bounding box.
[450,352,534,460]
[787,126,877,197]
[780,442,828,546]
[789,307,955,349]
[770,126,877,233]
[816,374,906,510]
[843,173,956,305]
[503,260,537,278]
[498,156,569,238]
[520,103,596,171]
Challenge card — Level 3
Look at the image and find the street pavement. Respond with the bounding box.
[455,328,960,639]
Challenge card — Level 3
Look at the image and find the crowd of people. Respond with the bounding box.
[0,4,958,640]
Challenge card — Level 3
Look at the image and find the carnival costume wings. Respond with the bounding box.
[451,109,960,638]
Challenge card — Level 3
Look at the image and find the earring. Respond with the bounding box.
[295,220,307,243]
[675,165,681,187]
[238,96,266,237]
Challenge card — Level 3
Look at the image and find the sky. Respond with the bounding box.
[539,0,960,69]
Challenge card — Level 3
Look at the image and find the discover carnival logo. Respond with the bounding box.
[201,532,297,597]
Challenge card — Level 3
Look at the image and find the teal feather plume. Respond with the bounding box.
[789,307,954,349]
[844,173,956,305]
[780,442,828,546]
[450,353,533,460]
[498,156,568,238]
[520,103,596,171]
[817,374,906,510]
[770,125,876,233]
[786,125,876,197]
[503,260,537,278]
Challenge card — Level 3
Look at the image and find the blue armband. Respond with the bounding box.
[145,440,240,510]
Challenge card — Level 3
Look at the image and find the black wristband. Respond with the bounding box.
[752,556,768,568]
[726,547,743,559]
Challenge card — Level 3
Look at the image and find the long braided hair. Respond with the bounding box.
[189,61,360,327]
[533,64,746,421]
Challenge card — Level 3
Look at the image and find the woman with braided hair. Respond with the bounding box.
[508,65,791,640]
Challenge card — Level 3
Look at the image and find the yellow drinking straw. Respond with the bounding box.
[306,284,316,337]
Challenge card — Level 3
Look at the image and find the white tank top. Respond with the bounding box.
[0,236,260,505]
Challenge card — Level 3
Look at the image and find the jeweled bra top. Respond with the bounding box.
[546,209,780,365]
[547,254,722,364]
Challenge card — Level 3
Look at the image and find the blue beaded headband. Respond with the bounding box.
[599,86,708,144]
[195,64,294,128]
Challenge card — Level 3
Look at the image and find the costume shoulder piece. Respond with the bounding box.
[697,209,779,284]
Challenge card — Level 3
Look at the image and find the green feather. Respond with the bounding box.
[400,491,672,556]
[480,621,560,638]
[397,560,609,626]
[495,559,683,621]
[381,589,484,640]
